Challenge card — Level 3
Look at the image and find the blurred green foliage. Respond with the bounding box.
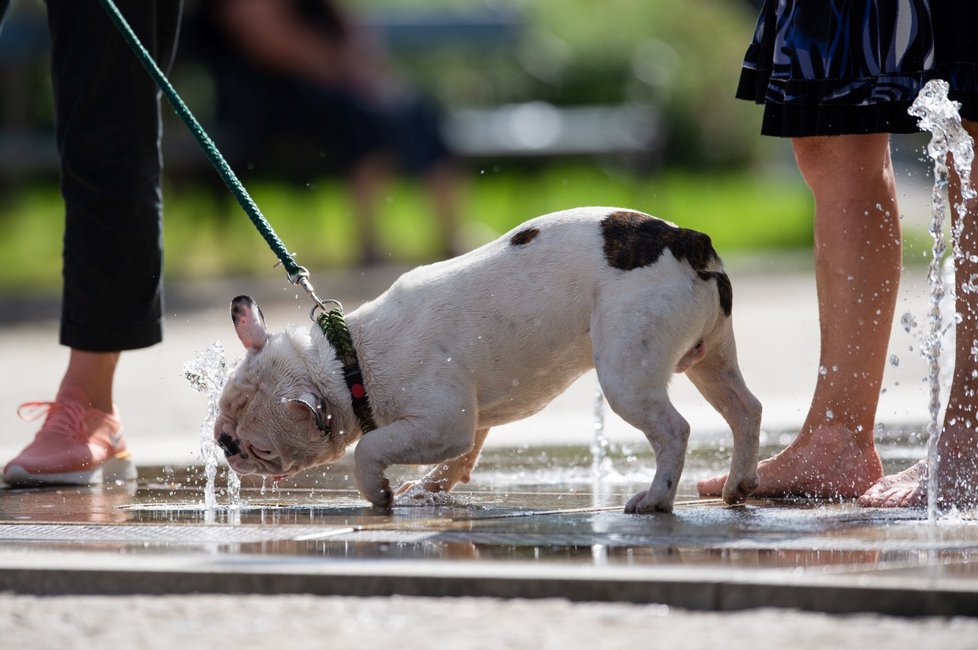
[0,166,813,293]
[360,0,764,166]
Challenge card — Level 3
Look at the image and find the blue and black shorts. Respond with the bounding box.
[737,1,978,136]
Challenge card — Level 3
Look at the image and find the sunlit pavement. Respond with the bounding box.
[0,457,976,618]
[1,257,977,629]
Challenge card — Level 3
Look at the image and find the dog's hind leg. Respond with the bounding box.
[396,427,490,497]
[592,329,690,512]
[616,391,690,513]
[684,321,761,505]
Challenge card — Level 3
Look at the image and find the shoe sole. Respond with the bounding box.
[3,454,138,488]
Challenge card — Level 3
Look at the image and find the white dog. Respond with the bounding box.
[215,207,761,512]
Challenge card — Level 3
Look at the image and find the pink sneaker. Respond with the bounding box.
[4,389,137,487]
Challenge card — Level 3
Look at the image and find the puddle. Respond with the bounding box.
[1,433,976,577]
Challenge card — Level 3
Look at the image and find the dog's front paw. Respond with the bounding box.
[624,490,674,514]
[721,473,758,505]
[356,469,393,509]
[367,478,393,510]
[353,448,393,509]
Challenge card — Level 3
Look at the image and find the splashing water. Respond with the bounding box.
[590,386,617,507]
[590,386,609,481]
[908,79,976,521]
[183,342,232,510]
[227,465,242,507]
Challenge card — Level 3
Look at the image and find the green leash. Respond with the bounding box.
[97,0,333,312]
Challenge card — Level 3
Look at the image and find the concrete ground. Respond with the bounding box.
[4,594,978,650]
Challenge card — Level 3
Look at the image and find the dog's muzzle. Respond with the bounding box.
[217,432,242,457]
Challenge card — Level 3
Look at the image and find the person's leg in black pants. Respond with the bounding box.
[4,0,182,486]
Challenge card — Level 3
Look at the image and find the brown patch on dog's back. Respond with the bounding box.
[510,227,540,246]
[601,211,732,315]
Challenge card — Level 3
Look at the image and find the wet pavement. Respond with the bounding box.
[1,440,976,618]
[1,261,977,621]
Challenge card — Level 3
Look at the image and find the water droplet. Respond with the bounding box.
[890,354,900,367]
[901,312,918,332]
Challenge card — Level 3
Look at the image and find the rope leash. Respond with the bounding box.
[96,0,337,317]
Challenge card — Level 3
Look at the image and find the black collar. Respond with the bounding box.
[317,308,377,434]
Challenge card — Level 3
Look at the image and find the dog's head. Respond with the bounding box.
[214,295,350,479]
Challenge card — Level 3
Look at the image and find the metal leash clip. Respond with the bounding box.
[282,263,344,323]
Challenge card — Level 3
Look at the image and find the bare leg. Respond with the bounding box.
[700,134,898,498]
[859,121,978,508]
[59,350,120,412]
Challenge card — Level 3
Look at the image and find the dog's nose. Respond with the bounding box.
[217,432,242,457]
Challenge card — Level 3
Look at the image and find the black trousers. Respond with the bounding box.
[46,0,181,352]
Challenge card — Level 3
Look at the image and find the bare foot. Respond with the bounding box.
[698,426,883,499]
[394,477,448,497]
[858,448,978,509]
[856,460,926,507]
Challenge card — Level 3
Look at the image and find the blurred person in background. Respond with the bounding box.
[194,0,463,265]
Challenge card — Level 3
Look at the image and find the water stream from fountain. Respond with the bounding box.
[908,79,976,521]
[183,342,230,511]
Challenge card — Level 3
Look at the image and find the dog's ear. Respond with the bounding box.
[231,295,268,351]
[288,392,332,434]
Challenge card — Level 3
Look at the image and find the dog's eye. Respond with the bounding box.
[250,447,276,461]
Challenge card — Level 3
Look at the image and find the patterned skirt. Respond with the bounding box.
[738,0,978,136]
